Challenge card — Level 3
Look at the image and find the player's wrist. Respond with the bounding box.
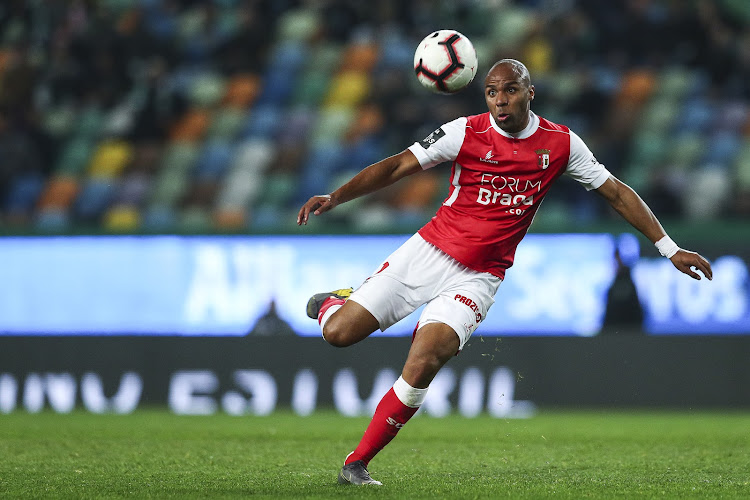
[655,235,679,259]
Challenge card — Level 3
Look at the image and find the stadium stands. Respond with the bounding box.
[0,0,748,234]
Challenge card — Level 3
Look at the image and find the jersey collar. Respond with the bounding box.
[490,111,539,139]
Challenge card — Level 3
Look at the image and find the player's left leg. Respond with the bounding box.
[307,287,381,347]
[338,322,458,485]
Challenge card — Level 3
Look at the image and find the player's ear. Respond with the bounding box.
[528,85,535,100]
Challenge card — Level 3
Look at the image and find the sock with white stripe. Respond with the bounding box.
[345,376,427,466]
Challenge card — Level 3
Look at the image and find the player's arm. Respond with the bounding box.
[594,175,713,281]
[297,149,422,225]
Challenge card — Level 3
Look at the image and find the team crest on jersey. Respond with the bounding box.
[535,148,551,169]
[419,127,446,149]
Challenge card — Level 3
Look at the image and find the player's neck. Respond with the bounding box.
[491,111,537,139]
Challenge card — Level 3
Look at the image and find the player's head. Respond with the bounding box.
[484,59,535,134]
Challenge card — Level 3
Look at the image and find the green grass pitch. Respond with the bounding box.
[1,410,749,499]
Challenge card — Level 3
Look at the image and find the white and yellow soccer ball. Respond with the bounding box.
[413,30,478,94]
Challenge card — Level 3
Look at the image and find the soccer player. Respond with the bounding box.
[296,59,713,486]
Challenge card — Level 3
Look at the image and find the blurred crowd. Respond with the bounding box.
[0,0,748,234]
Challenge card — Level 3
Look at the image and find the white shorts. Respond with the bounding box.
[348,233,502,350]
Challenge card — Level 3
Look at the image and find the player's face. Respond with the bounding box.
[484,64,534,134]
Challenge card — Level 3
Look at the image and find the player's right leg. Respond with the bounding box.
[306,289,380,347]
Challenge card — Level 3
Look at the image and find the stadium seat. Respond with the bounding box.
[43,106,77,138]
[735,141,750,188]
[257,174,296,208]
[306,43,344,73]
[703,131,742,166]
[678,98,713,133]
[208,107,247,140]
[255,68,294,106]
[161,142,200,174]
[74,107,105,139]
[217,138,275,208]
[194,140,234,180]
[524,34,554,76]
[150,168,190,207]
[391,172,441,212]
[616,69,656,107]
[682,167,732,219]
[339,43,379,73]
[251,204,285,230]
[277,106,316,145]
[142,204,177,231]
[222,74,262,109]
[669,133,706,168]
[88,140,134,179]
[641,97,678,135]
[311,108,355,146]
[716,100,749,132]
[55,139,94,176]
[323,71,371,110]
[4,172,45,214]
[213,208,246,230]
[296,144,345,202]
[378,34,413,69]
[170,110,210,142]
[291,70,332,107]
[488,6,533,47]
[267,40,308,73]
[346,104,385,142]
[188,73,227,108]
[276,8,320,42]
[345,136,384,170]
[35,207,70,232]
[655,68,694,101]
[74,179,118,221]
[37,176,79,211]
[630,132,668,166]
[241,104,283,139]
[103,204,140,232]
[178,206,213,232]
[116,173,151,206]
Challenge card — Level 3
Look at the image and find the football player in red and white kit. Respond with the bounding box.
[297,59,713,486]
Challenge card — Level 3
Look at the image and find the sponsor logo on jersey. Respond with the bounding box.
[419,127,446,149]
[455,294,482,322]
[479,149,499,164]
[535,148,551,169]
[476,173,541,211]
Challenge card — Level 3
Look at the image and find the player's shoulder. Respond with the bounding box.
[465,112,491,131]
[464,112,492,133]
[536,115,570,135]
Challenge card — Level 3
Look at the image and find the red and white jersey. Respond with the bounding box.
[407,111,610,279]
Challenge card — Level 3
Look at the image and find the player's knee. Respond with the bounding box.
[321,317,353,347]
[404,355,444,387]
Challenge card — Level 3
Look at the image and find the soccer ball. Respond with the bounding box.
[413,30,478,94]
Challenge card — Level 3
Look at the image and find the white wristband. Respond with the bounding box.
[655,235,679,259]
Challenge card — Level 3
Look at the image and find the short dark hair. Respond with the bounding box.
[488,59,531,87]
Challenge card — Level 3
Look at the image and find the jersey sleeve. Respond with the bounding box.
[407,117,467,170]
[564,130,611,190]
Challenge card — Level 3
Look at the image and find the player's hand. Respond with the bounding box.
[297,194,337,225]
[669,249,713,281]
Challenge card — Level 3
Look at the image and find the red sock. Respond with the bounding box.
[317,297,345,325]
[345,388,419,466]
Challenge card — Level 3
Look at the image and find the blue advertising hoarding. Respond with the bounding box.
[0,235,747,336]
